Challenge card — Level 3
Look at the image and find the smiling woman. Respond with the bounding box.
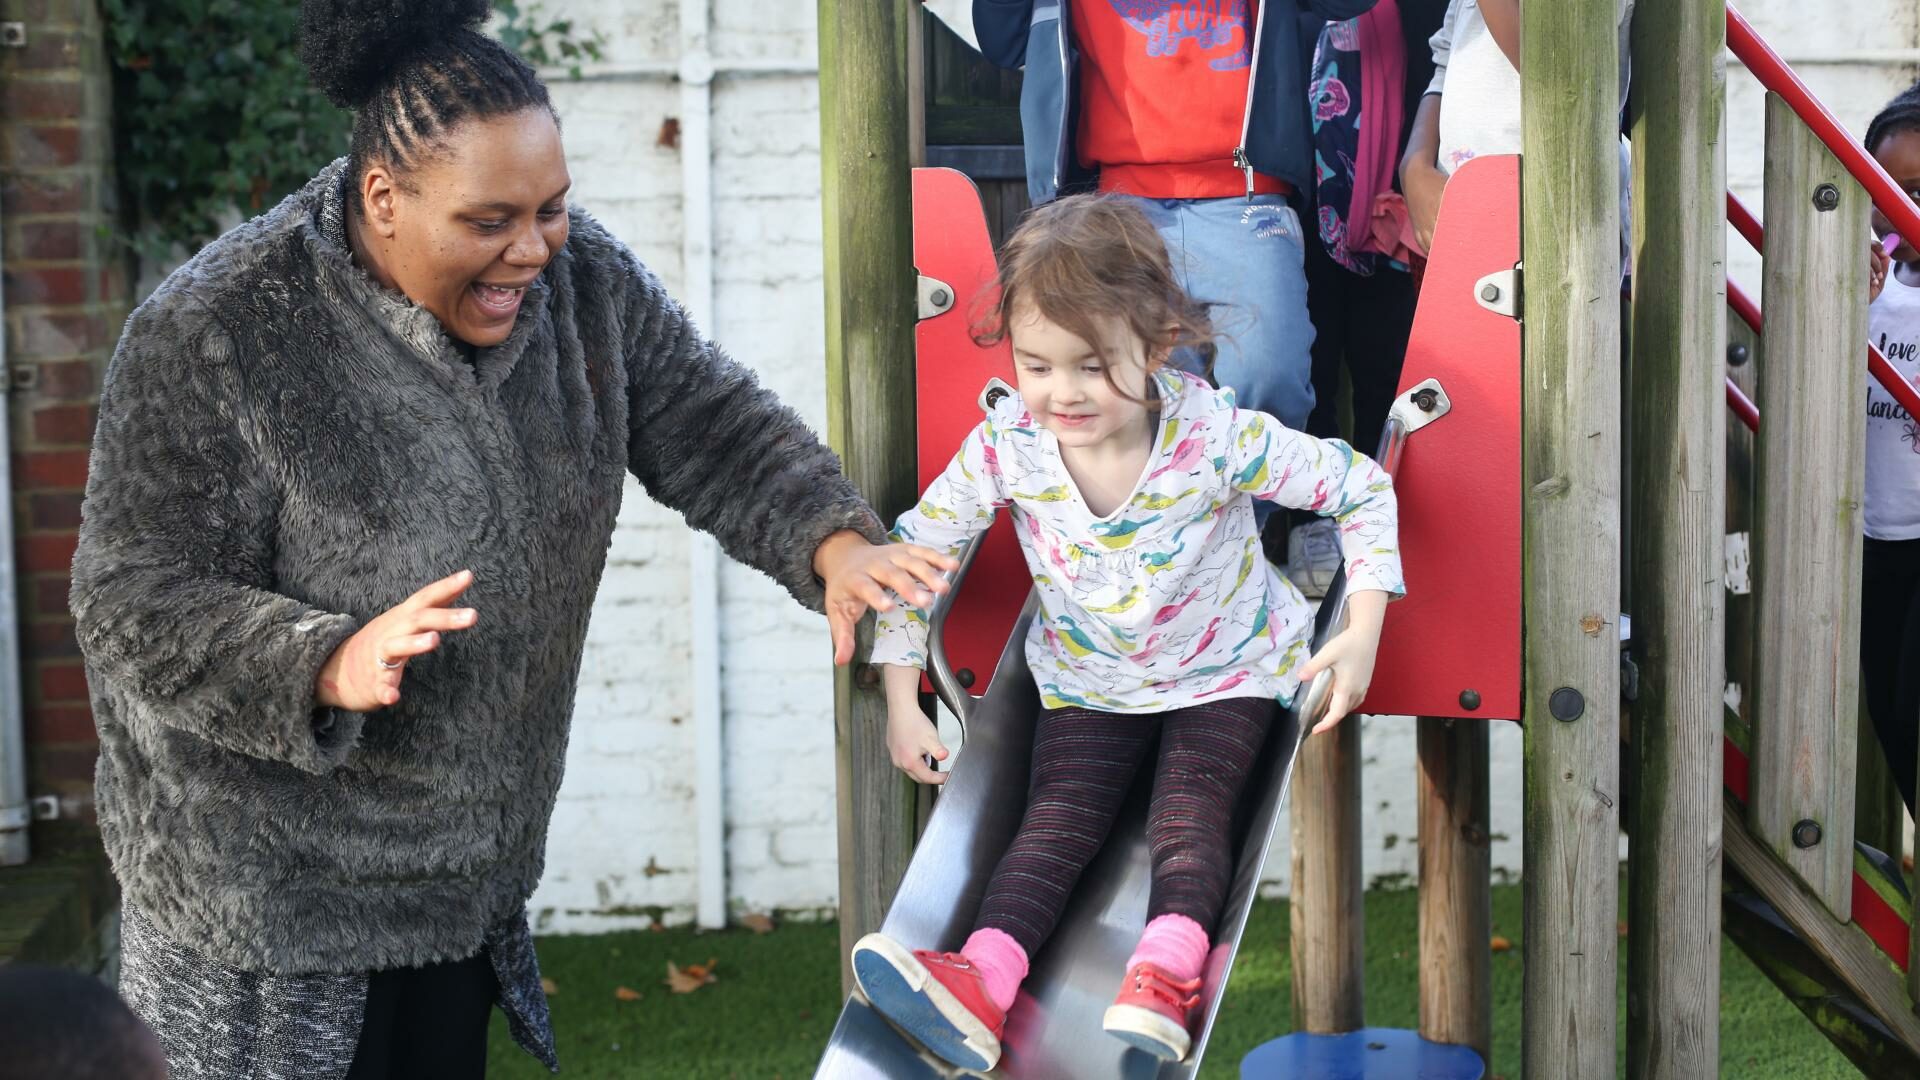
[68,1,958,1078]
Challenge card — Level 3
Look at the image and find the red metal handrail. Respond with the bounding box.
[1721,190,1920,430]
[1727,4,1920,246]
[1726,191,1763,255]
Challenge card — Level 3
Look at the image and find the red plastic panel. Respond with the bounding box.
[1361,155,1523,722]
[911,168,1027,689]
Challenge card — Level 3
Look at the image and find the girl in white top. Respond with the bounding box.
[1862,84,1920,814]
[1401,0,1634,260]
[849,195,1402,1070]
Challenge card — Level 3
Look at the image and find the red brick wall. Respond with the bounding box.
[2,0,130,825]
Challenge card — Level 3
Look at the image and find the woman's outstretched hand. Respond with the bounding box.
[1296,589,1390,734]
[315,570,479,711]
[814,531,959,666]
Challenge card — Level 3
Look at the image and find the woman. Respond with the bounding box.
[70,1,951,1076]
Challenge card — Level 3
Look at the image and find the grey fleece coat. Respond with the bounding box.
[72,160,884,982]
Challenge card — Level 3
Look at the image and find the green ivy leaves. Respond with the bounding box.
[99,0,603,262]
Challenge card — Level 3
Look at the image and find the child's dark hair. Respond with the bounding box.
[299,0,555,207]
[0,965,166,1079]
[974,195,1218,403]
[1867,79,1920,154]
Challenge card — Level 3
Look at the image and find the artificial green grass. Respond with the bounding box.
[486,885,1856,1079]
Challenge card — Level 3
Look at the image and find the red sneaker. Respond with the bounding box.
[1102,961,1202,1061]
[851,933,1006,1071]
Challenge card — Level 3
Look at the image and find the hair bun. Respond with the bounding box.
[300,0,494,109]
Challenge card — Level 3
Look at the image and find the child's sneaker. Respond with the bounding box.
[1286,518,1342,599]
[851,932,1005,1071]
[1102,961,1202,1061]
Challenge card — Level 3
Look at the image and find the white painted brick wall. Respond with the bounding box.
[530,0,1918,933]
[529,0,838,934]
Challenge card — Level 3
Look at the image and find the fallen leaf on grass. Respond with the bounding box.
[540,977,558,995]
[739,912,776,935]
[1490,935,1513,953]
[666,958,719,994]
[1618,921,1629,937]
[614,985,644,1002]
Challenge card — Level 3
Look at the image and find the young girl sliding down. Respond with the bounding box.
[853,196,1404,1070]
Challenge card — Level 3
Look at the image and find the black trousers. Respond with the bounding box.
[1862,536,1920,814]
[1275,235,1419,546]
[1302,234,1418,459]
[344,950,498,1080]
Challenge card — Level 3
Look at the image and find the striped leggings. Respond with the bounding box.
[973,696,1275,956]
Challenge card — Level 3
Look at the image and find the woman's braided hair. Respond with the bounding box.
[1867,79,1920,155]
[299,0,555,206]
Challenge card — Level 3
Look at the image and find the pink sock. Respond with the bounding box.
[961,928,1029,1012]
[1127,914,1210,983]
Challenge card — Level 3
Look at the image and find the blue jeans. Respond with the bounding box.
[1120,194,1317,529]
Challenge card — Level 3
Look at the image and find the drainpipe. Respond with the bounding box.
[681,0,727,932]
[0,205,30,866]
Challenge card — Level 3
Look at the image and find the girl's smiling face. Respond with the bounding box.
[1871,126,1920,262]
[1008,302,1157,451]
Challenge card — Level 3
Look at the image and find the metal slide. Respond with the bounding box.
[814,387,1445,1079]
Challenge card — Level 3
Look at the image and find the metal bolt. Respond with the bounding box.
[956,668,976,689]
[1793,819,1823,849]
[1480,282,1502,303]
[1549,687,1585,722]
[1727,342,1750,368]
[0,23,25,48]
[930,288,952,308]
[1412,388,1439,413]
[1458,688,1481,711]
[1812,183,1840,212]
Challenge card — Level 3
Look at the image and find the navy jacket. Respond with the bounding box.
[973,0,1379,204]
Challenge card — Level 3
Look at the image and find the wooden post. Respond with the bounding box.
[1417,717,1491,1065]
[1624,0,1726,1073]
[1289,722,1364,1032]
[1518,0,1623,1074]
[820,0,921,992]
[1751,91,1867,921]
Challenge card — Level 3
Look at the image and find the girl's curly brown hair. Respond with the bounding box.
[973,194,1221,403]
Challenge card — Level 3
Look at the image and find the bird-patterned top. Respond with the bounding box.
[873,369,1404,712]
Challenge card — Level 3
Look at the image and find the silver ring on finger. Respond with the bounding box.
[376,656,403,671]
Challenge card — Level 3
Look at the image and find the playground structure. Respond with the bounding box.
[815,2,1920,1077]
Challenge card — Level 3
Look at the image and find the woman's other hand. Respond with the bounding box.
[1296,589,1389,734]
[1871,237,1891,301]
[814,531,960,666]
[316,570,479,711]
